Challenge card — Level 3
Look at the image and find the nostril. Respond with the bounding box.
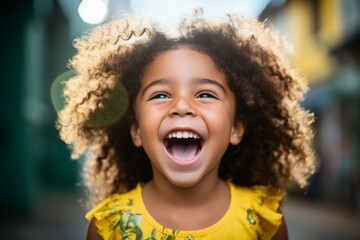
[170,109,196,117]
[170,99,196,116]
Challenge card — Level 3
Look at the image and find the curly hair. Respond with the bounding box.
[57,12,315,208]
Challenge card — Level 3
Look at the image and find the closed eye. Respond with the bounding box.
[148,92,170,100]
[196,91,219,99]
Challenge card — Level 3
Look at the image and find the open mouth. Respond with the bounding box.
[164,131,203,162]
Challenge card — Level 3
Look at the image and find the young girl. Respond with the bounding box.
[56,11,315,240]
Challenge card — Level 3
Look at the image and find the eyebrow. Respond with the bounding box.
[140,77,226,97]
[141,79,169,97]
[196,78,226,93]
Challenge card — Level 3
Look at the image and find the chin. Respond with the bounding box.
[166,173,204,188]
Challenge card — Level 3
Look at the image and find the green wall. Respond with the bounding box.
[0,0,78,215]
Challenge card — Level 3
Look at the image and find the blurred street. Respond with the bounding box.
[283,197,360,240]
[1,191,88,240]
[2,192,360,240]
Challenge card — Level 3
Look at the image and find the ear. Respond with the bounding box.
[130,122,142,147]
[230,120,245,145]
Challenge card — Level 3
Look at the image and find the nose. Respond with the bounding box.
[170,96,196,117]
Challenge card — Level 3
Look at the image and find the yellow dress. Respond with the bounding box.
[86,182,283,240]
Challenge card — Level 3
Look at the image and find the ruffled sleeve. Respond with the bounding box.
[85,189,143,240]
[244,185,283,240]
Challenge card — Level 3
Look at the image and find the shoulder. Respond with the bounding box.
[85,185,139,220]
[230,183,283,209]
[85,184,142,240]
[229,183,285,240]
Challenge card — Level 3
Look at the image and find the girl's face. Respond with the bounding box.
[130,47,244,188]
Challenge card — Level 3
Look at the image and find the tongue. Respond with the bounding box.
[171,144,198,162]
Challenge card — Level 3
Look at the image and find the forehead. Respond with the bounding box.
[142,47,225,81]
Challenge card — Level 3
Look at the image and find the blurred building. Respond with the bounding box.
[0,0,131,217]
[1,0,77,216]
[261,0,360,215]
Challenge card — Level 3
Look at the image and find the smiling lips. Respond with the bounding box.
[164,130,203,163]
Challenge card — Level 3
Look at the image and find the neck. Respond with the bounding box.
[141,174,231,230]
[144,173,227,207]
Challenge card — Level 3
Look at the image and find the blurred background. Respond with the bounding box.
[0,0,359,239]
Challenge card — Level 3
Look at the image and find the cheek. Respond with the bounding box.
[209,101,235,120]
[137,107,162,135]
[205,106,235,133]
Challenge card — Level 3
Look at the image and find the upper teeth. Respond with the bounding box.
[167,131,200,139]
